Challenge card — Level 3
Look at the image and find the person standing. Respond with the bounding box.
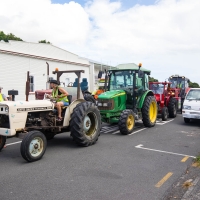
[0,87,8,101]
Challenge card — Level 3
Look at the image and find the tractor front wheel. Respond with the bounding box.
[168,98,177,118]
[161,107,168,121]
[20,130,47,162]
[119,110,135,135]
[0,135,6,151]
[70,101,101,146]
[142,96,157,127]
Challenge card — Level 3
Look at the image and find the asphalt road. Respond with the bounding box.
[0,115,200,200]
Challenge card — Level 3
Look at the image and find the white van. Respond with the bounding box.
[182,88,200,123]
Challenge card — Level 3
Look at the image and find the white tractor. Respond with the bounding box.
[0,70,101,162]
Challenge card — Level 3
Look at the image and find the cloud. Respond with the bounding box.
[0,0,200,83]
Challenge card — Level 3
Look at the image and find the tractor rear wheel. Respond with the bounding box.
[142,96,157,127]
[0,135,6,151]
[161,107,168,121]
[20,130,47,162]
[119,110,135,135]
[184,118,190,123]
[70,101,101,146]
[168,98,177,118]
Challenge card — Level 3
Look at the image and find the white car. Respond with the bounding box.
[182,88,200,123]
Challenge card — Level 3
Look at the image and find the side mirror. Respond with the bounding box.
[187,79,190,83]
[98,71,103,79]
[138,70,144,78]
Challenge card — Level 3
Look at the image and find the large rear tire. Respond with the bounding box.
[20,130,47,162]
[119,110,135,135]
[142,96,157,127]
[0,135,6,151]
[70,101,101,146]
[168,98,177,118]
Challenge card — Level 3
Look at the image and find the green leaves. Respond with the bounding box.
[0,31,23,42]
[189,82,200,88]
[38,40,51,44]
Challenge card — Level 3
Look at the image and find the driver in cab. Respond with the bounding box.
[46,80,69,121]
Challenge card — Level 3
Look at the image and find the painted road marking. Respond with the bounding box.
[156,119,174,125]
[129,128,147,136]
[6,141,22,146]
[181,156,189,162]
[112,131,120,135]
[135,144,196,158]
[155,172,173,188]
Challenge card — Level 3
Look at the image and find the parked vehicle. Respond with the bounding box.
[97,63,157,135]
[168,75,190,111]
[0,70,101,162]
[149,81,181,121]
[182,88,200,123]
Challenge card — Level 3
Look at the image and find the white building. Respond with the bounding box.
[0,41,111,100]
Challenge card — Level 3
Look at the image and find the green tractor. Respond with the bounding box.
[97,63,157,135]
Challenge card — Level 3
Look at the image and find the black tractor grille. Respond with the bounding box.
[97,99,114,110]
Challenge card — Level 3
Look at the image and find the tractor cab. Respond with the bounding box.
[97,63,157,135]
[168,75,190,111]
[168,75,190,96]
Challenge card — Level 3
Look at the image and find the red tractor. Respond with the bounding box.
[149,82,182,121]
[168,75,190,111]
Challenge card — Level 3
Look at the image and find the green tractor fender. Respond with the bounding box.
[137,90,154,109]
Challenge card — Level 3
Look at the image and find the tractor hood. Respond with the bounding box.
[0,100,54,111]
[98,90,125,99]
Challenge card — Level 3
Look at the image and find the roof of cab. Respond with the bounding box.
[112,63,151,73]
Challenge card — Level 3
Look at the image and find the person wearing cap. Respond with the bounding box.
[47,80,69,121]
[0,87,8,102]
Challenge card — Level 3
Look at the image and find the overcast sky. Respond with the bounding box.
[0,0,199,83]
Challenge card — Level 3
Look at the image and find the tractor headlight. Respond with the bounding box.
[5,106,9,112]
[98,102,102,107]
[103,103,108,107]
[183,105,191,110]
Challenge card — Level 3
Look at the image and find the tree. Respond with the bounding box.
[0,31,23,42]
[149,76,158,82]
[189,82,200,88]
[38,40,51,44]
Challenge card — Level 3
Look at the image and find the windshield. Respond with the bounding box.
[169,77,185,88]
[109,71,134,90]
[186,90,200,100]
[149,84,164,94]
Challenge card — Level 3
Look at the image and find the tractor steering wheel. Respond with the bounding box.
[67,82,74,87]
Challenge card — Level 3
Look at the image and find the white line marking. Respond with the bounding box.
[112,131,120,135]
[6,141,22,146]
[135,144,196,158]
[156,119,174,125]
[129,128,147,136]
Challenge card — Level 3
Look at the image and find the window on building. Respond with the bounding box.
[29,76,34,92]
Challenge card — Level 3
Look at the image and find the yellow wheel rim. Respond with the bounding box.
[126,115,135,130]
[149,101,157,123]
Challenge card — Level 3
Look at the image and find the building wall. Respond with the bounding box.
[0,41,91,101]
